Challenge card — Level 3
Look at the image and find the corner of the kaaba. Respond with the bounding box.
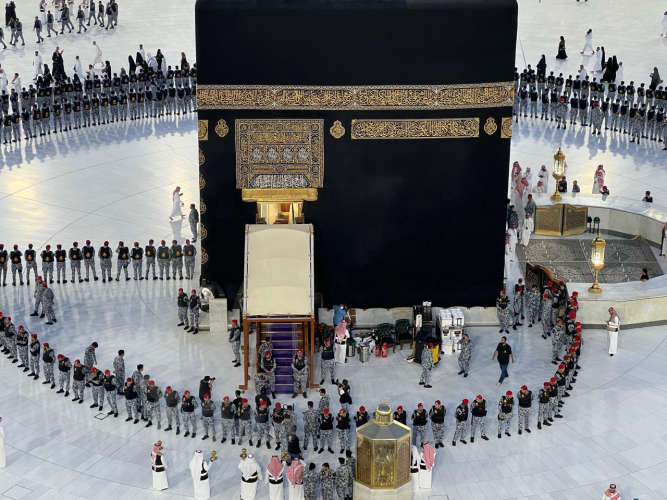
[195,0,517,309]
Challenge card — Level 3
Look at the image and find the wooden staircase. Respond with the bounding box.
[257,322,305,394]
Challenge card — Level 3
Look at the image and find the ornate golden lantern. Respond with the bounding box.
[589,229,606,294]
[551,147,566,202]
[354,403,411,492]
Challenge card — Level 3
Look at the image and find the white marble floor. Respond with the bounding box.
[0,0,666,499]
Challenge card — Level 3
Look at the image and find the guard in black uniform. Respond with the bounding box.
[10,244,23,286]
[69,241,83,283]
[131,241,143,280]
[115,241,130,281]
[24,243,37,284]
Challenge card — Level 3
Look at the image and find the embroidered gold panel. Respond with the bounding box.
[501,117,513,138]
[198,120,208,141]
[198,82,514,110]
[350,118,479,140]
[214,119,229,138]
[235,119,324,189]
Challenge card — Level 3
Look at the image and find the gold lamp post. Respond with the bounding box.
[589,229,606,294]
[551,147,566,202]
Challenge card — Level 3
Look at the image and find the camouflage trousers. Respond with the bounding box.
[56,262,66,282]
[72,380,85,400]
[432,423,444,442]
[166,406,179,427]
[100,258,112,281]
[91,386,104,407]
[158,259,170,279]
[419,367,432,385]
[549,396,559,417]
[106,390,118,414]
[182,412,196,433]
[557,385,565,403]
[70,260,81,281]
[116,261,129,280]
[552,338,561,361]
[412,425,426,445]
[0,264,7,284]
[453,421,467,441]
[147,401,162,426]
[471,416,486,438]
[42,261,54,281]
[84,259,98,280]
[293,370,308,393]
[43,362,55,384]
[189,308,199,328]
[126,399,138,419]
[538,402,550,422]
[203,416,215,438]
[18,345,28,366]
[527,305,538,325]
[29,354,40,376]
[11,262,23,284]
[185,257,195,278]
[497,309,512,330]
[337,428,351,450]
[145,258,156,278]
[232,340,241,363]
[319,429,333,449]
[517,407,530,431]
[320,359,335,382]
[458,356,470,375]
[497,413,512,434]
[132,260,142,279]
[171,259,183,279]
[59,371,70,392]
[178,306,188,326]
[237,421,252,444]
[273,421,283,444]
[221,419,235,439]
[304,428,318,449]
[26,262,38,282]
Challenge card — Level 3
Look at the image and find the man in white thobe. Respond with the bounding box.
[73,55,83,81]
[287,459,305,500]
[239,451,262,500]
[418,442,435,489]
[0,69,8,93]
[410,445,419,491]
[606,307,620,356]
[33,51,43,80]
[92,41,102,68]
[521,213,534,247]
[189,450,211,499]
[265,455,284,500]
[334,320,349,364]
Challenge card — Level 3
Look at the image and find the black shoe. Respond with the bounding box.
[481,435,489,441]
[498,433,501,439]
[518,430,522,435]
[554,414,563,418]
[90,403,97,408]
[464,373,468,378]
[275,443,280,450]
[202,435,208,440]
[177,322,184,327]
[191,433,196,438]
[79,399,83,404]
[176,427,180,435]
[457,370,464,375]
[424,384,432,388]
[267,442,272,449]
[184,431,190,437]
[42,380,50,385]
[470,437,474,443]
[65,391,69,397]
[452,441,456,446]
[292,393,298,398]
[419,381,424,385]
[134,419,139,424]
[108,410,115,415]
[125,417,132,422]
[146,422,152,428]
[525,428,531,433]
[303,392,307,398]
[318,448,324,454]
[57,389,64,394]
[537,422,542,429]
[505,432,511,437]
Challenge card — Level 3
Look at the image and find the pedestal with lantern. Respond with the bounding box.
[551,147,566,202]
[589,230,606,294]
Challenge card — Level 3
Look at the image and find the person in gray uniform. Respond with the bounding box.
[229,319,241,367]
[41,282,56,325]
[41,342,56,389]
[526,285,540,328]
[291,348,309,398]
[302,401,319,451]
[470,394,489,442]
[457,332,472,377]
[89,367,104,410]
[188,203,199,242]
[115,241,130,281]
[56,354,71,396]
[164,386,180,434]
[176,288,189,328]
[69,241,83,283]
[60,4,74,34]
[0,244,7,286]
[103,369,118,417]
[497,390,514,438]
[157,240,171,280]
[419,344,433,388]
[201,393,216,440]
[144,239,157,280]
[76,6,86,33]
[183,239,196,279]
[219,396,236,443]
[113,350,125,395]
[9,244,23,286]
[555,95,568,129]
[130,241,143,280]
[24,243,38,284]
[188,289,201,334]
[98,241,112,283]
[71,359,86,403]
[429,400,446,448]
[181,390,197,438]
[82,240,98,282]
[170,239,184,280]
[318,407,334,453]
[411,403,427,447]
[29,333,41,379]
[591,99,603,135]
[517,384,533,435]
[83,342,98,385]
[145,380,163,429]
[15,325,28,370]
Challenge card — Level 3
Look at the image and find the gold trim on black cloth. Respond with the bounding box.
[197,82,515,110]
[199,148,205,167]
[501,117,513,138]
[483,117,497,136]
[198,120,208,141]
[215,119,229,138]
[350,118,479,140]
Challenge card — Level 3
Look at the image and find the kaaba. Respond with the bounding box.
[196,0,517,308]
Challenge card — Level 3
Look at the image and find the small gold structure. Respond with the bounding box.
[551,147,566,202]
[329,120,346,139]
[210,450,218,461]
[355,402,411,491]
[589,229,606,294]
[483,117,497,135]
[214,119,229,138]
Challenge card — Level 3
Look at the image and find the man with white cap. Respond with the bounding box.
[189,450,211,499]
[239,448,262,499]
[410,445,419,491]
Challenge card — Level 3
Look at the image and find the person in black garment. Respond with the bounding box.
[491,336,514,385]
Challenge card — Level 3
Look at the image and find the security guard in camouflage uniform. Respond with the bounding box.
[496,290,511,333]
[336,408,351,454]
[526,284,540,327]
[15,326,29,370]
[30,276,44,317]
[291,348,309,398]
[90,367,104,410]
[188,289,201,334]
[470,394,489,442]
[98,241,112,283]
[170,239,184,279]
[272,403,285,451]
[237,398,253,445]
[55,244,67,284]
[164,386,180,434]
[144,239,157,280]
[304,463,319,500]
[115,241,130,281]
[82,240,98,281]
[42,342,56,389]
[56,354,71,396]
[334,456,350,500]
[0,244,7,286]
[130,242,143,280]
[69,242,83,283]
[220,396,236,444]
[124,378,140,423]
[497,390,514,438]
[419,343,434,388]
[517,385,532,434]
[262,350,277,398]
[255,399,271,448]
[146,380,163,429]
[24,243,38,284]
[551,318,564,364]
[318,407,334,453]
[320,337,335,385]
[452,399,468,446]
[457,332,472,377]
[429,400,446,448]
[176,288,189,327]
[302,401,319,451]
[29,333,41,379]
[181,390,197,438]
[183,239,196,279]
[103,369,118,417]
[157,240,171,279]
[411,403,428,446]
[9,244,23,286]
[230,320,241,367]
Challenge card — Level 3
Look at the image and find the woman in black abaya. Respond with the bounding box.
[556,36,567,59]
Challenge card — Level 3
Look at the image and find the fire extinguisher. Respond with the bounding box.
[375,344,381,357]
[381,343,388,358]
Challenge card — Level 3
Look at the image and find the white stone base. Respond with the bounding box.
[353,481,415,499]
[208,297,228,336]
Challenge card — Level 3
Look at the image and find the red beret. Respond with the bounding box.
[462,399,469,404]
[323,408,329,414]
[550,377,557,383]
[521,385,528,390]
[360,405,366,412]
[275,402,281,408]
[476,394,482,400]
[242,398,248,403]
[543,382,550,387]
[506,391,512,396]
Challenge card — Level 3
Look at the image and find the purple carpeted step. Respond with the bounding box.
[276,366,292,375]
[275,386,293,394]
[276,375,294,384]
[275,357,293,365]
[269,332,295,341]
[273,340,299,349]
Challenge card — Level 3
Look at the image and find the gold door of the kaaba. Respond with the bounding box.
[535,204,588,236]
